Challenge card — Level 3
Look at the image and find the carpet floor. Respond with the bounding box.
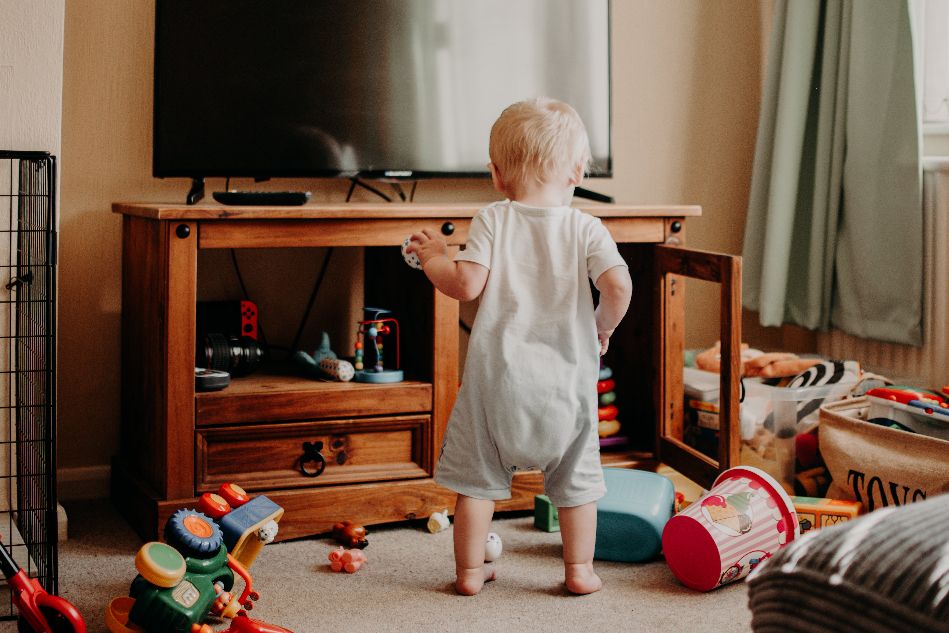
[1,500,754,633]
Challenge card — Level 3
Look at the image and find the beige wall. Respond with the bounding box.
[59,1,766,479]
[0,0,65,508]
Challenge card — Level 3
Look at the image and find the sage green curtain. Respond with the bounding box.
[743,0,922,345]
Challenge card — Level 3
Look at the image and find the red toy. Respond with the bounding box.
[193,611,294,633]
[332,520,368,549]
[0,537,86,633]
[328,547,367,573]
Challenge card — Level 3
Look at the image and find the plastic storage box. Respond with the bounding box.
[740,378,856,493]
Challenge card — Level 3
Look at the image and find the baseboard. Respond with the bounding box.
[58,464,110,501]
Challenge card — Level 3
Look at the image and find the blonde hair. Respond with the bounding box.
[489,97,592,193]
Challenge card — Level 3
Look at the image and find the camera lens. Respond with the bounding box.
[203,333,264,376]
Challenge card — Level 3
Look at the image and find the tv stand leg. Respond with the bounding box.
[574,186,614,204]
[186,177,205,205]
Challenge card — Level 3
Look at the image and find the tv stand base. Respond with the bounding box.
[575,186,614,204]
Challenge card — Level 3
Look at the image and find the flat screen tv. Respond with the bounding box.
[154,0,611,181]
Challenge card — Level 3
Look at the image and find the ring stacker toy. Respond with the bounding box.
[0,535,86,633]
[353,307,403,383]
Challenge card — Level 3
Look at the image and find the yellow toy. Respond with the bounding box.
[791,496,862,534]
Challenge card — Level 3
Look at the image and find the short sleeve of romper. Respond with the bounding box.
[585,217,628,282]
[454,210,492,269]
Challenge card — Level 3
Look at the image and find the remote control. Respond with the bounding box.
[212,191,311,206]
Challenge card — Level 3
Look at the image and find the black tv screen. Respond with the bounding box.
[154,0,611,179]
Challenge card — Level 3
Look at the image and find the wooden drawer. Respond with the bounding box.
[196,415,431,493]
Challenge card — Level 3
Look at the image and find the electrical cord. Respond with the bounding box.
[229,249,286,353]
[290,247,334,352]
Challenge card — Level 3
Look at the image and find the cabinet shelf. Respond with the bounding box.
[196,367,432,425]
[113,202,739,542]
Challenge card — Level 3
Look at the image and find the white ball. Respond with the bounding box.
[401,237,423,270]
[485,532,502,562]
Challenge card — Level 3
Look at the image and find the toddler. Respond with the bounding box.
[406,97,632,596]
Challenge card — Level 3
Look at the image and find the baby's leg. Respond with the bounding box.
[558,501,602,594]
[452,494,497,595]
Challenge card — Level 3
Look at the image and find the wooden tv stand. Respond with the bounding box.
[112,201,741,541]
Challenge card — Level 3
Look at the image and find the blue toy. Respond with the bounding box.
[594,468,676,563]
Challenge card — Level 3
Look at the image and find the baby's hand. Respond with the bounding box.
[406,228,448,268]
[597,330,612,356]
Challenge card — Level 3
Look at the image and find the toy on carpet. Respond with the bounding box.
[427,509,450,533]
[106,515,259,632]
[353,307,403,383]
[533,495,560,532]
[197,483,284,569]
[292,332,355,382]
[105,484,284,633]
[0,533,86,633]
[791,496,863,534]
[328,547,367,573]
[214,611,295,633]
[594,468,675,563]
[485,533,502,562]
[662,466,798,591]
[332,520,368,549]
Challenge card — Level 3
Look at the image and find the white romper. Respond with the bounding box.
[434,200,628,507]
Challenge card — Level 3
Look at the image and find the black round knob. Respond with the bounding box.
[441,222,455,236]
[175,224,191,239]
[670,221,682,233]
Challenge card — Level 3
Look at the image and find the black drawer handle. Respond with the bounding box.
[299,441,327,478]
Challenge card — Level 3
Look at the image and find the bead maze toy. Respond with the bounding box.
[353,307,403,383]
[0,535,86,633]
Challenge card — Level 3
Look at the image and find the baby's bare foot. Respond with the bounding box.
[454,563,497,596]
[565,563,602,595]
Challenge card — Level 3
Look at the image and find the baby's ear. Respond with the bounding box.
[568,162,584,186]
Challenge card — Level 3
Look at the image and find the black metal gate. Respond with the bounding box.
[0,151,58,620]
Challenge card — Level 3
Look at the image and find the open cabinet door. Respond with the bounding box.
[655,245,742,489]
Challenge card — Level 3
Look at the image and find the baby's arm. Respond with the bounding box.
[407,229,489,301]
[593,266,633,355]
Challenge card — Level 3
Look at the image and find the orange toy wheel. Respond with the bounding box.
[218,483,250,507]
[198,493,231,519]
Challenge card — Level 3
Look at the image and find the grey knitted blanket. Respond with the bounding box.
[747,494,949,633]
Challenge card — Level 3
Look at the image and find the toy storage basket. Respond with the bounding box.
[0,151,58,619]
